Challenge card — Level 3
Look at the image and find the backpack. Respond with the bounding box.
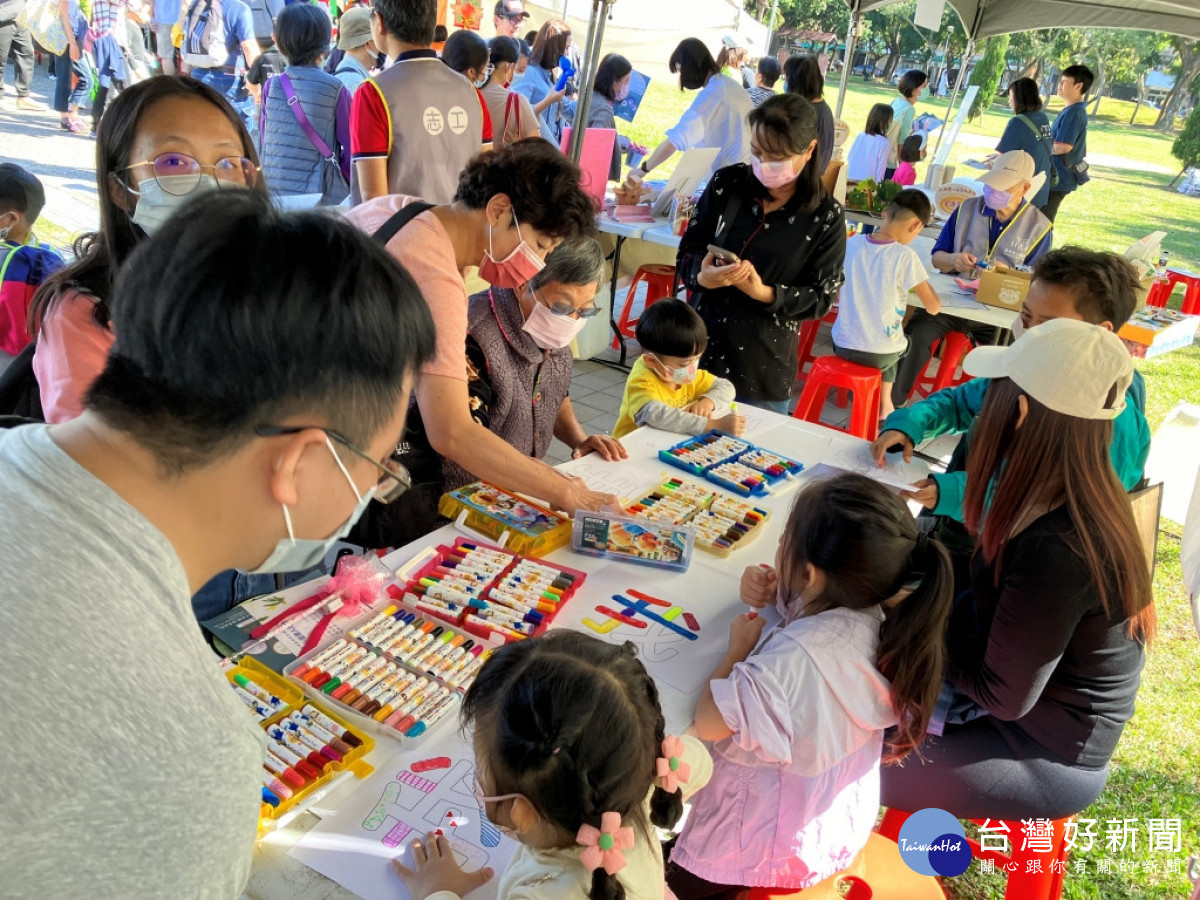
[0,242,63,357]
[244,0,275,46]
[182,0,228,69]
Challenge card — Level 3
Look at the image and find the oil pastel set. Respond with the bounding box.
[659,430,805,496]
[438,482,573,555]
[624,476,770,558]
[394,538,586,644]
[225,657,374,829]
[571,510,695,571]
[284,605,490,744]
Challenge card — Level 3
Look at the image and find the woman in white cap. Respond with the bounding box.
[880,318,1155,820]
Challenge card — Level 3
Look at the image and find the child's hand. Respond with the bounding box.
[727,612,766,661]
[740,563,777,609]
[900,477,939,510]
[709,412,746,435]
[391,833,494,899]
[686,397,716,417]
[871,429,914,464]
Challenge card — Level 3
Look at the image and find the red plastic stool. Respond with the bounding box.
[612,264,677,349]
[1163,269,1200,315]
[796,305,840,383]
[877,809,1071,900]
[1145,277,1172,308]
[746,833,945,900]
[792,357,882,440]
[909,332,974,401]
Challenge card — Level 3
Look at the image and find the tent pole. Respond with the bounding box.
[834,2,860,119]
[568,0,612,162]
[933,36,974,158]
[766,0,780,54]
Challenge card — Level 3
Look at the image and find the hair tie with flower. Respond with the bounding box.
[577,812,635,875]
[656,735,691,793]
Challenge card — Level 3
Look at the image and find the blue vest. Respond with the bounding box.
[953,198,1052,268]
[259,66,349,205]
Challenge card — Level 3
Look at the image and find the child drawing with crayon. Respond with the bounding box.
[391,631,713,900]
[666,474,952,896]
[613,299,745,440]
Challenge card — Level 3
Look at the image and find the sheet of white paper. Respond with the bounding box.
[941,293,988,311]
[821,442,931,490]
[290,734,519,900]
[548,562,746,703]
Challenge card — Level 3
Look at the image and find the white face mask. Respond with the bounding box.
[1011,314,1027,341]
[249,437,377,574]
[130,174,222,236]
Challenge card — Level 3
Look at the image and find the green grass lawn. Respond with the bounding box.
[621,76,1200,900]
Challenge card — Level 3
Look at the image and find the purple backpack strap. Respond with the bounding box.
[277,72,337,164]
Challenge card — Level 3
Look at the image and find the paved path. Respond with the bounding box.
[1,62,101,241]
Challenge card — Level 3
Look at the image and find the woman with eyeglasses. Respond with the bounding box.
[30,76,263,425]
[441,29,495,150]
[441,238,625,492]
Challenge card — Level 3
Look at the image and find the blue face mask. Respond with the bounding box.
[249,437,376,574]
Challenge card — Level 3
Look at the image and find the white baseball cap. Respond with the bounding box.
[978,150,1035,191]
[963,318,1133,420]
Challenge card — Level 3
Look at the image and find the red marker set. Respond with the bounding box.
[284,603,497,743]
[224,658,374,830]
[393,539,586,645]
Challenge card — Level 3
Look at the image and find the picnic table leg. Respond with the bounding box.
[608,235,629,366]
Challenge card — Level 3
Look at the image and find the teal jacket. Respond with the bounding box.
[883,372,1150,522]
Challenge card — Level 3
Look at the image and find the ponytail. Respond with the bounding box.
[589,870,625,900]
[877,530,953,762]
[644,673,684,831]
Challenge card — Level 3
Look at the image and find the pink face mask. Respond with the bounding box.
[522,300,588,349]
[751,155,800,190]
[480,212,546,289]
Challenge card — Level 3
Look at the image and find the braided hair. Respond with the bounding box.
[462,632,683,899]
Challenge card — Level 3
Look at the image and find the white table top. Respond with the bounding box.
[596,214,659,240]
[244,411,897,900]
[911,271,1019,331]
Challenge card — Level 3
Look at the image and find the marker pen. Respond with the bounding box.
[420,572,486,595]
[267,725,329,772]
[471,606,535,633]
[349,604,400,641]
[420,580,483,607]
[486,589,550,620]
[430,639,475,677]
[360,614,409,649]
[368,672,421,721]
[262,770,295,801]
[298,642,361,685]
[389,685,450,731]
[464,613,526,641]
[267,739,322,780]
[455,542,514,564]
[329,655,388,699]
[263,749,307,789]
[354,669,412,715]
[401,689,459,737]
[383,682,441,729]
[413,632,462,669]
[374,615,424,654]
[336,657,395,704]
[282,720,343,762]
[288,712,353,756]
[292,639,350,679]
[442,644,485,683]
[231,686,276,721]
[311,646,371,690]
[233,674,288,713]
[261,783,282,808]
[391,626,441,665]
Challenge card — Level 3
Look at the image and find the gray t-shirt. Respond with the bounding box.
[0,425,265,899]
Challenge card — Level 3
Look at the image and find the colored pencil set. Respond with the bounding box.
[224,661,375,824]
[659,429,805,497]
[396,539,585,644]
[625,478,770,558]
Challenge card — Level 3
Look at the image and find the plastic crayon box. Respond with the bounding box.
[394,538,586,645]
[658,430,805,496]
[571,509,695,571]
[625,477,769,557]
[283,606,490,745]
[438,482,573,556]
[224,657,374,830]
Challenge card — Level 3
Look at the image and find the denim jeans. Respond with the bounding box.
[54,49,94,112]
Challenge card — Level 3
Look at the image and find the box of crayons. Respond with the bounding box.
[223,657,374,831]
[395,538,586,645]
[625,477,770,558]
[571,509,695,571]
[659,430,805,496]
[438,482,573,556]
[283,602,498,744]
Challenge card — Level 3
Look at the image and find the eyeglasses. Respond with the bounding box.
[121,152,259,195]
[535,287,601,319]
[255,424,412,504]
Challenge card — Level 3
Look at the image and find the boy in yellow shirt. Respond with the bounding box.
[613,299,745,439]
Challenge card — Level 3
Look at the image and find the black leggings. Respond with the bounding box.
[665,860,745,900]
[879,715,1110,820]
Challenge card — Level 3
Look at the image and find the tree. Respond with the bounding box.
[967,34,1011,121]
[1172,105,1200,172]
[1157,38,1200,132]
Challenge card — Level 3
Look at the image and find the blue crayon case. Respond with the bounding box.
[658,430,750,476]
[571,510,695,572]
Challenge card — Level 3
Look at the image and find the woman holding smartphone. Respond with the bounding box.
[676,93,846,415]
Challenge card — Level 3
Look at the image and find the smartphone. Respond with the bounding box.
[707,244,741,264]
